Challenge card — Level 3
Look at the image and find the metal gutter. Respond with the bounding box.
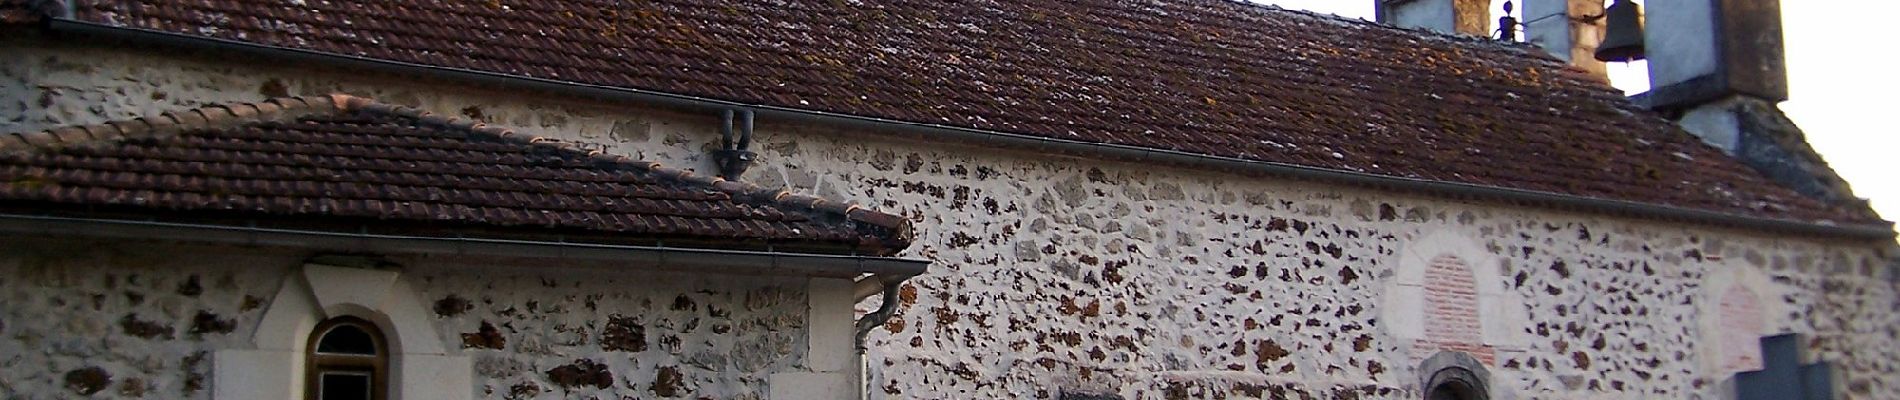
[0,213,931,278]
[42,19,1897,240]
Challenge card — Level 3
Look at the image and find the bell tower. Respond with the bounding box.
[1629,0,1868,211]
[1643,0,1789,108]
[1523,0,1610,80]
[1376,0,1492,37]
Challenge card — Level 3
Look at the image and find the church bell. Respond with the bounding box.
[1594,0,1646,62]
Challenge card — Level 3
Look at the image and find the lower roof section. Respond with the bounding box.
[0,94,916,256]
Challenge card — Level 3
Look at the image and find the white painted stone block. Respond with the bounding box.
[1384,284,1428,339]
[303,264,400,314]
[213,349,298,400]
[1480,294,1532,349]
[770,371,854,400]
[382,278,448,355]
[396,354,474,400]
[807,277,857,372]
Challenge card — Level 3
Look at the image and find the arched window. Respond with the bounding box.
[307,317,388,400]
[1420,351,1490,400]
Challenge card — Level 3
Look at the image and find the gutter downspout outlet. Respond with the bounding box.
[852,273,915,400]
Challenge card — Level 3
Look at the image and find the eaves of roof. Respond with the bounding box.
[0,212,930,278]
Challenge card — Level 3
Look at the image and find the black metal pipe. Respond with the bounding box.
[40,19,1895,240]
[850,272,917,400]
[739,109,755,149]
[714,108,758,178]
[853,276,909,351]
[0,213,931,278]
[720,109,735,150]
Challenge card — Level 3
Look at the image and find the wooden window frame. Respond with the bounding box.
[306,316,389,400]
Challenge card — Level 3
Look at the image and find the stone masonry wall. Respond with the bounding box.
[0,238,288,399]
[407,258,811,400]
[0,235,811,399]
[4,37,1897,399]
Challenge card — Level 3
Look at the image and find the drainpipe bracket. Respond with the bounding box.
[714,148,757,179]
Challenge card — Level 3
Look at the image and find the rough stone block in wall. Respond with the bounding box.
[3,37,1896,399]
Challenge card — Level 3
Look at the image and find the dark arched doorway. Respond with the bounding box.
[1420,351,1490,400]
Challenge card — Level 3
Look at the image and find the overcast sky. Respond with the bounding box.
[1253,0,1900,221]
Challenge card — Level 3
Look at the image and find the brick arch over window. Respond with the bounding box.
[1383,230,1530,367]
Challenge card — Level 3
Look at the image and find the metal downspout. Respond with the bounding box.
[852,276,909,351]
[851,273,916,400]
[715,109,757,179]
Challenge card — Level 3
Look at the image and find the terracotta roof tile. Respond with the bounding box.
[45,0,1885,225]
[0,0,37,25]
[0,95,913,254]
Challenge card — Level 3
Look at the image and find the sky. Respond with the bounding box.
[1251,0,1900,221]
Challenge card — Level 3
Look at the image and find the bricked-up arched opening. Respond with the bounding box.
[1698,263,1780,378]
[1385,230,1531,374]
[1719,285,1767,372]
[1418,254,1495,364]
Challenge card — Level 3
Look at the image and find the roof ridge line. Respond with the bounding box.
[331,94,915,244]
[0,94,346,153]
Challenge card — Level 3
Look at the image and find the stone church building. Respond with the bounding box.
[1,0,1894,399]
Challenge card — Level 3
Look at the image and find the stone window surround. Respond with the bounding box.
[1382,230,1533,398]
[1383,230,1534,355]
[213,263,473,400]
[1699,262,1781,378]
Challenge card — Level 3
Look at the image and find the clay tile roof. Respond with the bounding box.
[0,94,914,255]
[47,0,1886,226]
[0,0,40,24]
